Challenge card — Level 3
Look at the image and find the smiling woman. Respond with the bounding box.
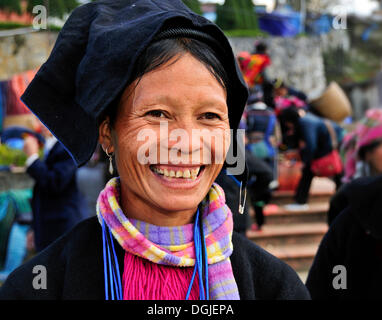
[0,0,310,300]
[99,39,230,227]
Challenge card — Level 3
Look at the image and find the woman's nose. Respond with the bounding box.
[173,123,202,154]
[157,119,203,163]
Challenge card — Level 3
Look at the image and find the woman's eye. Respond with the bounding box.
[201,112,221,120]
[146,110,166,118]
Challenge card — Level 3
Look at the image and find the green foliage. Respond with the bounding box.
[0,143,44,167]
[26,0,80,18]
[182,0,201,15]
[47,23,62,32]
[223,29,267,38]
[0,0,22,14]
[216,0,258,31]
[323,47,380,85]
[216,3,235,30]
[49,0,66,18]
[0,21,31,30]
[0,144,27,167]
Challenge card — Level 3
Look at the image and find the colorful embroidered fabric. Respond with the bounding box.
[238,52,270,88]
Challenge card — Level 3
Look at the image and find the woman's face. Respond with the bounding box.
[365,143,382,174]
[100,53,230,225]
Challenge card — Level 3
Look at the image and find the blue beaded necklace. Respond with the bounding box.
[101,208,209,300]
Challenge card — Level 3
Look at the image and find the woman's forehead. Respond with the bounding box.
[121,54,228,111]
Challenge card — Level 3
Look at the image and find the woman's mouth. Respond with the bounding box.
[150,165,204,179]
[149,164,206,188]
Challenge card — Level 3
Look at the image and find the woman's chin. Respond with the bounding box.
[156,200,201,215]
[146,187,206,216]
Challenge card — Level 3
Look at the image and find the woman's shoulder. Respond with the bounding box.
[231,232,311,300]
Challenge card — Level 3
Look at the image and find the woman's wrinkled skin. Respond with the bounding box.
[99,53,230,226]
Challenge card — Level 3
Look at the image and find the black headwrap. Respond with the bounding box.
[21,0,248,183]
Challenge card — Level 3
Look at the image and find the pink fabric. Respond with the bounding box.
[122,251,200,300]
[274,96,306,115]
[342,108,382,181]
[357,109,382,149]
[6,70,37,116]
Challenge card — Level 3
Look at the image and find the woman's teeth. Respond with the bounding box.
[151,166,201,180]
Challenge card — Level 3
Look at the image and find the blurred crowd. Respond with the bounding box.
[236,41,382,299]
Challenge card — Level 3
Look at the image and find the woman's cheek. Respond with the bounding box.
[223,128,231,160]
[115,134,144,176]
[210,127,231,165]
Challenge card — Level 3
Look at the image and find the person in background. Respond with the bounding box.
[241,92,278,230]
[328,109,382,225]
[251,42,274,109]
[244,90,280,187]
[247,41,271,89]
[306,174,382,299]
[23,125,89,252]
[273,78,308,103]
[76,144,108,216]
[273,79,308,116]
[246,152,273,231]
[237,42,273,108]
[278,107,344,210]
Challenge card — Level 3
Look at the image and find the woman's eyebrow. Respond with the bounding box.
[198,99,228,107]
[135,94,227,111]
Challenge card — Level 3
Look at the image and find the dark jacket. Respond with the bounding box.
[298,113,343,164]
[0,216,310,300]
[306,175,382,299]
[327,182,352,226]
[27,142,88,252]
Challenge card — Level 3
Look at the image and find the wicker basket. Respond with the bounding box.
[310,82,352,123]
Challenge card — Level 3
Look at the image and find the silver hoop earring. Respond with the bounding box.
[105,147,114,175]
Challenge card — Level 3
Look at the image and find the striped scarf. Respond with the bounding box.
[96,177,240,300]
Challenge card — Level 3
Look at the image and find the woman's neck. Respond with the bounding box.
[119,183,197,227]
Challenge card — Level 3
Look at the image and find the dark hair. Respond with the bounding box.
[255,42,267,54]
[278,106,300,126]
[358,138,382,160]
[104,37,230,127]
[273,78,285,89]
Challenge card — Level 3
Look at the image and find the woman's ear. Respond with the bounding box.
[99,117,114,153]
